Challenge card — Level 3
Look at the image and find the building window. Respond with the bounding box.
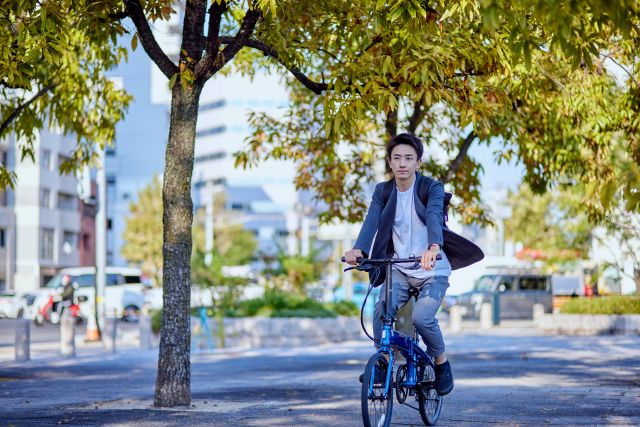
[57,192,77,210]
[231,202,244,210]
[195,125,226,138]
[107,218,112,230]
[211,178,226,186]
[0,228,5,248]
[199,99,226,112]
[62,231,77,255]
[40,188,51,209]
[194,151,226,163]
[106,144,116,156]
[41,149,52,170]
[41,228,54,260]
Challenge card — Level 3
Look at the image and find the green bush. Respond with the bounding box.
[326,300,359,316]
[560,296,640,315]
[150,309,163,334]
[157,288,360,322]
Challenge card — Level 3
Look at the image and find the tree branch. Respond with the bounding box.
[124,0,178,79]
[407,93,427,134]
[195,1,227,80]
[180,0,207,64]
[219,9,261,65]
[444,130,476,184]
[201,9,261,80]
[600,53,639,88]
[0,83,57,137]
[218,37,329,94]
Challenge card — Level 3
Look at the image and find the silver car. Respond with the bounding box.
[456,273,552,320]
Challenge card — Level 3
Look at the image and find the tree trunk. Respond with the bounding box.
[635,265,640,296]
[154,81,202,407]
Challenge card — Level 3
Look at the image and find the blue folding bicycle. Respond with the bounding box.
[343,255,443,427]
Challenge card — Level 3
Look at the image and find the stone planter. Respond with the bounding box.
[191,316,362,349]
[536,314,640,335]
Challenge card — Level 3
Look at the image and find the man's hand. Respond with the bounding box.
[421,245,440,271]
[344,249,363,265]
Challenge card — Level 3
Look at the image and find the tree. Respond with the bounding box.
[9,0,638,409]
[235,2,640,226]
[1,1,131,187]
[121,176,163,285]
[504,184,593,270]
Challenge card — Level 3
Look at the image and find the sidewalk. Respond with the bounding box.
[1,329,639,426]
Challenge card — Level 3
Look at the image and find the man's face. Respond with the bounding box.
[388,144,421,180]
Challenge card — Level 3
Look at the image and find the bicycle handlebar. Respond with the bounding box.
[341,255,442,264]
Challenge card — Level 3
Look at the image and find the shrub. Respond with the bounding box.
[326,300,359,316]
[560,296,640,315]
[150,309,163,334]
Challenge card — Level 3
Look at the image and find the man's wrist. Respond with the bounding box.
[429,244,440,251]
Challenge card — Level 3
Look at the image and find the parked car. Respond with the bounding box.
[456,272,552,320]
[32,266,146,324]
[0,291,36,319]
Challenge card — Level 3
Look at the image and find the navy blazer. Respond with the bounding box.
[353,172,484,286]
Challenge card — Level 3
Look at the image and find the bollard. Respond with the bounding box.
[533,303,545,324]
[15,319,30,362]
[449,305,462,333]
[139,314,153,349]
[60,315,76,358]
[480,302,493,330]
[102,318,117,353]
[492,293,501,326]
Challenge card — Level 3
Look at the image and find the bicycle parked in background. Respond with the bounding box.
[343,255,443,427]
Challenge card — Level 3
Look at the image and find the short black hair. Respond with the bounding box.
[386,133,424,160]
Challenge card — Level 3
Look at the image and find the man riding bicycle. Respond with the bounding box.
[345,133,477,397]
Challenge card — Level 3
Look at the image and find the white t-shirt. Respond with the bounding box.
[392,181,451,279]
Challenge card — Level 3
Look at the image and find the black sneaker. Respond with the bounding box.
[434,361,454,396]
[359,373,364,383]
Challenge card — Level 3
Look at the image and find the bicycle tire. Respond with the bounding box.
[418,362,442,426]
[361,353,393,427]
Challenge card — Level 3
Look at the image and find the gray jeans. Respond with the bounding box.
[373,270,449,358]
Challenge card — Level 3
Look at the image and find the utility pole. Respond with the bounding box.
[205,190,214,266]
[95,145,107,332]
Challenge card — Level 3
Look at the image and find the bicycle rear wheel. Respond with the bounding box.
[418,362,442,425]
[361,352,393,427]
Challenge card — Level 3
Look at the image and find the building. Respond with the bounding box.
[9,129,84,291]
[104,48,170,267]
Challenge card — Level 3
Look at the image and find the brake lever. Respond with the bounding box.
[343,266,356,272]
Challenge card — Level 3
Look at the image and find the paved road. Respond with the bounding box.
[1,328,639,426]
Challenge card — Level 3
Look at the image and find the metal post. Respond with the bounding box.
[102,317,117,353]
[139,314,153,349]
[95,145,107,333]
[532,303,545,325]
[342,236,353,302]
[60,315,76,358]
[492,293,501,326]
[480,302,493,330]
[449,305,462,333]
[205,193,214,266]
[15,319,30,362]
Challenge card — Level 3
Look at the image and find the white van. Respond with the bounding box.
[32,266,146,323]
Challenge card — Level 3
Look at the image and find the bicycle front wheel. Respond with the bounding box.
[361,352,393,427]
[418,362,443,425]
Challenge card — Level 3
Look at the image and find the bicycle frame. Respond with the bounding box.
[363,256,439,399]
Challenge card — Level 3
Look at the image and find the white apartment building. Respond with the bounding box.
[8,129,83,292]
[0,136,17,290]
